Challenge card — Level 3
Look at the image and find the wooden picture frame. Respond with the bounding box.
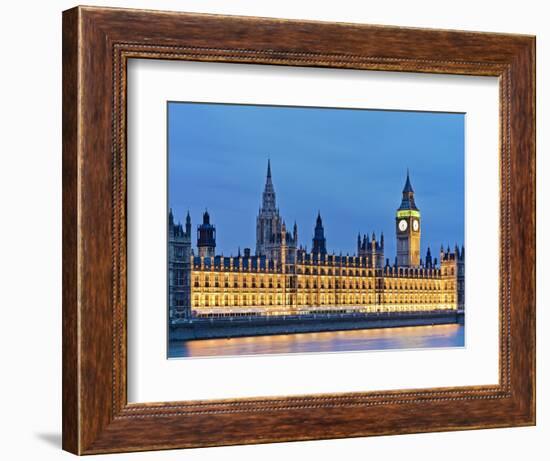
[62,5,535,455]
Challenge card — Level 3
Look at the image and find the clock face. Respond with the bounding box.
[413,219,419,232]
[398,219,408,232]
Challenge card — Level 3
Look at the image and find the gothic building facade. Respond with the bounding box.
[168,162,465,321]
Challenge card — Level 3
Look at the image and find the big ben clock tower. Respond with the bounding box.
[396,170,421,267]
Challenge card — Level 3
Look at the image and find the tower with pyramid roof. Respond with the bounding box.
[395,170,421,266]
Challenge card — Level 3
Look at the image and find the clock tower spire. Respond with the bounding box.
[396,169,421,266]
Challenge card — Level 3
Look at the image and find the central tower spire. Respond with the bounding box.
[262,158,276,212]
[256,159,283,257]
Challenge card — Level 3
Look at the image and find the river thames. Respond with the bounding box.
[169,323,464,358]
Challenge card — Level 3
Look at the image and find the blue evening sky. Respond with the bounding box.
[168,102,464,261]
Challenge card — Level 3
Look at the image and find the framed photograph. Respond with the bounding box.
[62,6,535,454]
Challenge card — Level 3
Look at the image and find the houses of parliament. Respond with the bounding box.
[168,161,464,321]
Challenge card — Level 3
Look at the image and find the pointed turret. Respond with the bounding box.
[197,209,216,258]
[425,246,432,268]
[185,211,191,236]
[312,211,327,256]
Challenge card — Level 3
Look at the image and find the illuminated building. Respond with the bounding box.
[168,162,464,321]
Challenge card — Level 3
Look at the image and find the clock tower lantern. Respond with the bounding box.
[396,170,421,267]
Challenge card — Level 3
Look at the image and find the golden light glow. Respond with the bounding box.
[189,256,459,318]
[396,210,421,219]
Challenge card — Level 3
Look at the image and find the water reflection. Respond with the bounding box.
[169,324,464,358]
